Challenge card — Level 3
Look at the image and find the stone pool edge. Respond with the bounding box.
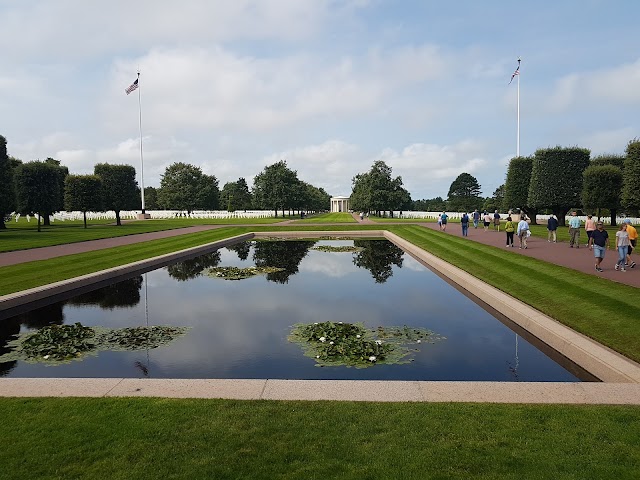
[2,229,640,404]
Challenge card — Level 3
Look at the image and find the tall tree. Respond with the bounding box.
[622,140,640,216]
[157,162,219,214]
[64,174,103,228]
[528,147,590,226]
[220,177,253,212]
[252,160,299,217]
[581,165,623,224]
[504,156,538,224]
[482,184,505,213]
[143,186,159,210]
[350,160,409,215]
[0,135,15,230]
[14,161,63,232]
[447,172,482,212]
[94,163,139,226]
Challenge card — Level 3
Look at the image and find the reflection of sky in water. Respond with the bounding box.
[1,240,582,381]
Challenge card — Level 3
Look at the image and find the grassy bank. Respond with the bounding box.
[0,398,638,480]
[291,212,356,223]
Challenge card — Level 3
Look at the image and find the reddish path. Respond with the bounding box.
[419,222,640,288]
[1,219,638,288]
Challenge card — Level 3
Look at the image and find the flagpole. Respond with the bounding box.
[137,71,146,214]
[516,57,521,157]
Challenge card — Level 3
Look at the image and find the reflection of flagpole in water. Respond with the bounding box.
[135,273,150,377]
[514,333,519,374]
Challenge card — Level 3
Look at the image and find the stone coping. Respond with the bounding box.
[2,230,640,404]
[1,378,639,404]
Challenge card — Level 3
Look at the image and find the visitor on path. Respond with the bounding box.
[440,211,448,231]
[493,210,501,231]
[547,214,558,243]
[516,216,529,249]
[568,211,581,248]
[588,221,609,272]
[483,211,491,231]
[585,214,596,247]
[624,219,637,268]
[461,212,469,237]
[437,213,442,230]
[615,224,630,272]
[505,216,515,247]
[473,209,480,228]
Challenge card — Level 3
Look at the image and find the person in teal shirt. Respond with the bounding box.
[568,211,581,248]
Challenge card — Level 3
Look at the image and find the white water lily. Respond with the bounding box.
[369,356,377,362]
[316,355,320,359]
[319,337,326,343]
[356,335,361,339]
[314,322,318,325]
[43,355,50,360]
[375,340,383,345]
[417,339,421,344]
[329,341,334,345]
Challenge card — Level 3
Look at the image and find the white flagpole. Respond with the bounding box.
[137,70,146,213]
[516,57,521,157]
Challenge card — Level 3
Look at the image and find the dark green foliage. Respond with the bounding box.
[220,177,253,212]
[446,172,482,212]
[591,153,625,170]
[352,239,403,283]
[157,162,219,213]
[0,135,16,230]
[252,240,314,283]
[167,252,221,281]
[350,160,411,214]
[504,156,538,223]
[622,140,640,215]
[413,196,447,211]
[64,174,103,228]
[66,276,143,308]
[14,161,64,232]
[143,186,159,210]
[42,158,68,225]
[528,146,590,225]
[252,160,299,217]
[581,165,623,221]
[94,163,140,226]
[482,184,505,213]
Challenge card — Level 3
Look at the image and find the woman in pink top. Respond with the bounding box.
[585,214,596,247]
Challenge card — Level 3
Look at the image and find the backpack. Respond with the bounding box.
[505,221,515,232]
[441,214,448,221]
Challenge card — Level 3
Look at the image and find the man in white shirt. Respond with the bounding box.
[516,216,530,249]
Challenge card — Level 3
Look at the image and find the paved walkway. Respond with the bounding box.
[1,219,638,288]
[420,222,640,288]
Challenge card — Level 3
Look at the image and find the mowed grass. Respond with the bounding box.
[291,212,356,223]
[392,225,640,363]
[0,217,290,253]
[0,398,639,480]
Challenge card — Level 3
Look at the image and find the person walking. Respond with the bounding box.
[516,215,529,249]
[547,214,558,243]
[504,216,515,247]
[461,212,469,237]
[440,211,448,231]
[588,221,609,272]
[568,211,581,248]
[623,218,637,268]
[483,211,491,231]
[473,209,480,229]
[437,213,442,230]
[585,214,596,247]
[493,210,501,231]
[615,223,630,271]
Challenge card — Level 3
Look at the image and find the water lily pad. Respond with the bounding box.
[288,321,443,368]
[203,266,285,280]
[311,245,363,253]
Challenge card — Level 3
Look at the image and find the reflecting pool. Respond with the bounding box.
[0,239,591,381]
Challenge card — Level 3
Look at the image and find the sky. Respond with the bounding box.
[2,0,639,201]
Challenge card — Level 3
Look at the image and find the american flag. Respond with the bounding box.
[125,78,139,95]
[509,61,520,85]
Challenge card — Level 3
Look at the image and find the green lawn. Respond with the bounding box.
[0,398,638,480]
[291,212,356,223]
[0,217,290,253]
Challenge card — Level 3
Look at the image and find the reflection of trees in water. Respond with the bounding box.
[67,276,144,309]
[253,241,315,284]
[352,240,404,284]
[166,252,221,281]
[14,302,65,328]
[0,317,20,376]
[226,241,251,261]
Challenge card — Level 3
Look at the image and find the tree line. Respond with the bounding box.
[0,134,330,230]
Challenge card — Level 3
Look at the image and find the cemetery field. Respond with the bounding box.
[0,217,291,253]
[0,398,638,480]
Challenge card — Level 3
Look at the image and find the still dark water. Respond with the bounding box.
[0,240,587,381]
